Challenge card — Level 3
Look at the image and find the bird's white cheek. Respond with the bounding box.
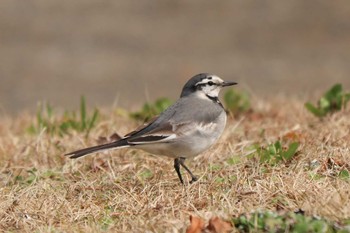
[203,86,220,97]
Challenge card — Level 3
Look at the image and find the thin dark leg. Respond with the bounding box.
[174,158,184,184]
[178,157,198,184]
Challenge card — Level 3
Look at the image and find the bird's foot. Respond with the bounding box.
[189,176,198,184]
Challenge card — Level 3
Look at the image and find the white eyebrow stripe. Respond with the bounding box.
[195,79,212,86]
[194,75,223,86]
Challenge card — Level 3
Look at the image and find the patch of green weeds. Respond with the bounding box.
[310,158,350,180]
[13,168,38,185]
[214,177,225,183]
[229,175,237,182]
[130,98,173,122]
[26,167,38,184]
[250,141,299,165]
[226,155,241,165]
[309,172,325,180]
[209,164,222,172]
[41,170,64,181]
[339,169,350,180]
[223,89,251,114]
[233,210,349,233]
[99,205,120,230]
[13,169,63,186]
[100,215,114,231]
[138,168,153,180]
[305,83,350,117]
[27,96,99,136]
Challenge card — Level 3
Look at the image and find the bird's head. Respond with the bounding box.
[180,73,237,98]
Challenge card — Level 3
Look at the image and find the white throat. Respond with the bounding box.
[194,91,218,101]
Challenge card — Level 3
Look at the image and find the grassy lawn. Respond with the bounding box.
[0,96,349,232]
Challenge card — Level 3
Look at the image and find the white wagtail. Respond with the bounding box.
[66,73,237,184]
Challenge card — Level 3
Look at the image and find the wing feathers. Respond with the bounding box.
[128,134,176,144]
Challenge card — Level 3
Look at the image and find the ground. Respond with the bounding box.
[0,96,349,232]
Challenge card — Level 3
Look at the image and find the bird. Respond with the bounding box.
[65,73,237,184]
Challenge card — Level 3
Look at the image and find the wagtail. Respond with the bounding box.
[65,73,237,184]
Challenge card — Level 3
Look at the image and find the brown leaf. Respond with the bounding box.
[246,112,264,121]
[110,132,122,141]
[186,215,205,233]
[90,158,108,172]
[282,131,305,142]
[206,216,232,233]
[96,136,108,144]
[96,132,122,144]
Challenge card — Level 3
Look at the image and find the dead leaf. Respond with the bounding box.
[96,136,108,144]
[246,112,264,121]
[90,158,108,172]
[96,132,122,144]
[323,157,350,170]
[282,131,304,142]
[186,215,205,233]
[110,212,121,218]
[110,132,122,141]
[206,216,232,233]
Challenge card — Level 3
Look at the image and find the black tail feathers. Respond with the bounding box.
[65,139,129,159]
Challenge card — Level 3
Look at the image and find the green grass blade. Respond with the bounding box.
[46,103,53,119]
[86,109,99,136]
[80,96,87,130]
[325,83,342,100]
[344,93,350,106]
[274,141,282,153]
[36,103,43,129]
[223,89,251,113]
[282,142,299,160]
[305,102,325,117]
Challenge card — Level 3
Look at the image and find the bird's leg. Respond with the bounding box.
[174,158,184,184]
[178,157,198,184]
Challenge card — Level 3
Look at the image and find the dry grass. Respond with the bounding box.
[0,97,349,232]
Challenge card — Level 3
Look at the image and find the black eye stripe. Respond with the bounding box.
[195,80,217,87]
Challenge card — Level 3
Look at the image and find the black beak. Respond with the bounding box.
[222,81,238,87]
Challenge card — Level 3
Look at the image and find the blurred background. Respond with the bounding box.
[1,0,350,114]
